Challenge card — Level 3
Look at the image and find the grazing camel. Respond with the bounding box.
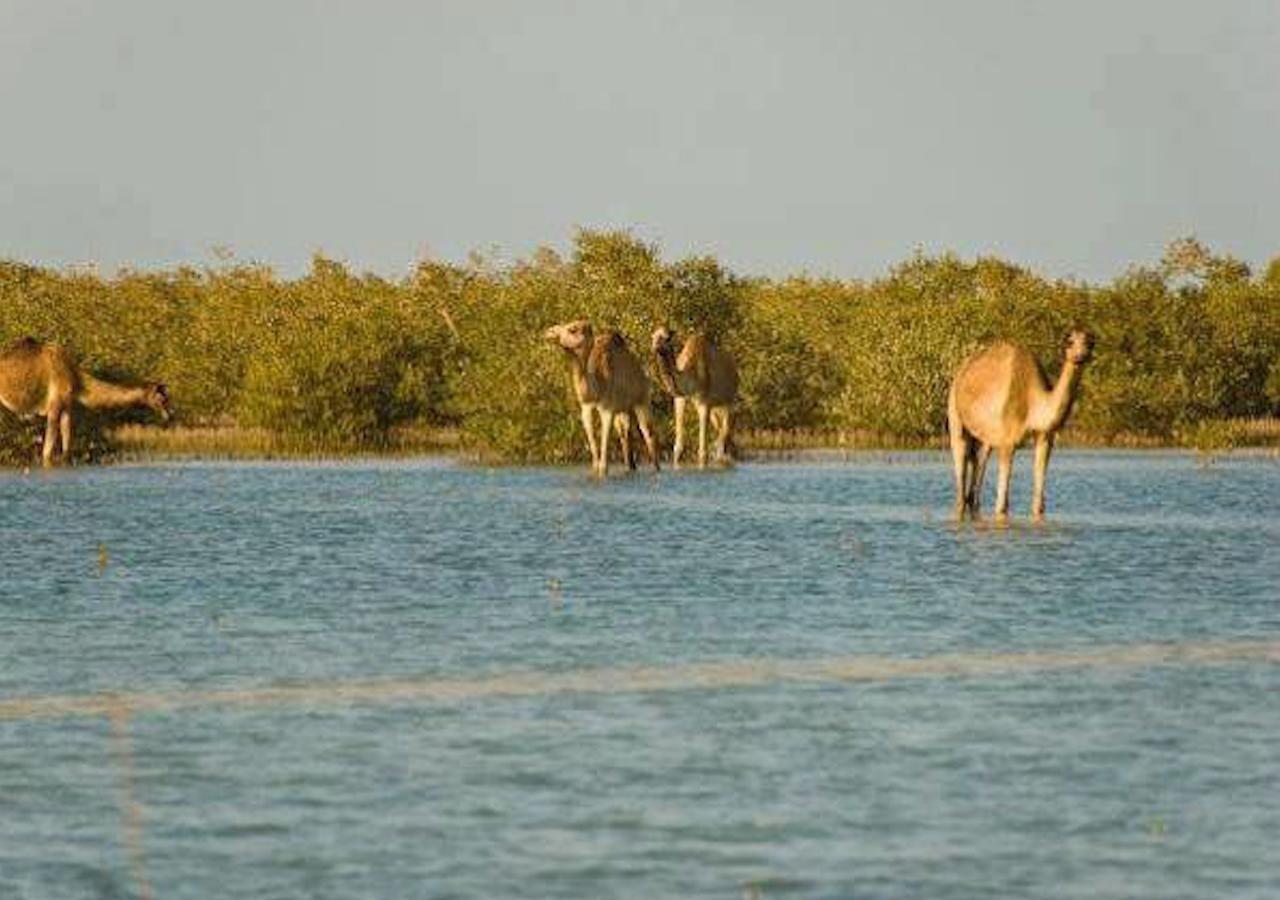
[0,337,171,467]
[948,330,1094,520]
[543,320,659,476]
[651,327,739,468]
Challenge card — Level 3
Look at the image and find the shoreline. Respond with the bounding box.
[99,422,1280,465]
[2,421,1277,470]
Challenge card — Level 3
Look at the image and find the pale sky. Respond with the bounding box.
[2,0,1277,281]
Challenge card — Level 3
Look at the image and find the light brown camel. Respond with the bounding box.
[948,330,1093,520]
[651,327,739,468]
[543,324,639,470]
[0,337,171,467]
[543,320,659,476]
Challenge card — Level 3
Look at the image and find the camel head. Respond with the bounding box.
[1064,330,1095,365]
[543,319,593,353]
[651,326,676,357]
[143,382,172,421]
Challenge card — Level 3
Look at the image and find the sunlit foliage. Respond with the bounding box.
[0,234,1277,464]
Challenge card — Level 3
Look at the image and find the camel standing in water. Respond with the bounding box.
[0,337,171,467]
[651,327,739,468]
[948,330,1094,520]
[544,320,659,477]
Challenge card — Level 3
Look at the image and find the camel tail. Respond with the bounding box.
[945,381,960,444]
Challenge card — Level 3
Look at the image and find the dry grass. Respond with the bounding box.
[111,424,460,461]
[1229,416,1280,442]
[739,426,1173,458]
[86,416,1280,465]
[738,418,1280,459]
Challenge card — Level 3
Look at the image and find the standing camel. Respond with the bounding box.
[543,320,659,477]
[0,337,171,467]
[948,330,1094,520]
[651,327,739,468]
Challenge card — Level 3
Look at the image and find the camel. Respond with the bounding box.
[543,323,639,471]
[0,337,171,467]
[651,327,739,468]
[543,320,659,476]
[948,330,1094,520]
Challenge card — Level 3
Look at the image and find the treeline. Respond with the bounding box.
[2,231,1279,464]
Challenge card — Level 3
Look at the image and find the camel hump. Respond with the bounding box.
[3,335,43,355]
[678,333,711,387]
[0,337,70,372]
[588,332,625,382]
[958,340,1023,380]
[989,341,1050,392]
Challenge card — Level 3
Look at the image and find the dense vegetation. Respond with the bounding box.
[2,232,1278,465]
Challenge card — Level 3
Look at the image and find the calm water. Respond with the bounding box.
[1,452,1278,899]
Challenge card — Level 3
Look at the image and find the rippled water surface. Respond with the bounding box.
[2,452,1278,899]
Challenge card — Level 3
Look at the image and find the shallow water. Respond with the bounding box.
[1,451,1278,899]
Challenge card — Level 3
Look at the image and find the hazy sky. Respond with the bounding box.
[2,0,1277,281]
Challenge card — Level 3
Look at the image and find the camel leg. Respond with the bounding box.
[722,409,738,461]
[597,408,615,478]
[1031,433,1054,520]
[713,406,732,463]
[994,446,1014,520]
[42,407,61,468]
[579,404,600,471]
[60,409,73,464]
[633,405,660,472]
[696,402,709,469]
[627,413,639,471]
[950,424,971,517]
[970,443,992,514]
[615,414,635,471]
[672,397,687,469]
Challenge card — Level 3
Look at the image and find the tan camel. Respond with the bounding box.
[543,320,659,476]
[0,337,171,467]
[651,327,739,468]
[948,330,1094,520]
[543,324,638,470]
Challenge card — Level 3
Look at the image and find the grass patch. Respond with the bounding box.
[4,417,1276,468]
[1177,417,1280,452]
[110,423,460,462]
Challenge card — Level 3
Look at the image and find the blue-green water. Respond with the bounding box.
[1,452,1278,899]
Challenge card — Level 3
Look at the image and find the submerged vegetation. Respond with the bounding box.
[1,232,1278,465]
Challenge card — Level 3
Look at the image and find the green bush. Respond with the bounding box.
[235,257,444,444]
[1,234,1278,464]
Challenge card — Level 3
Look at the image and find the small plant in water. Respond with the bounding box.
[546,577,565,610]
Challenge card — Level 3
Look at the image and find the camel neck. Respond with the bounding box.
[78,373,149,410]
[653,347,680,395]
[1040,357,1083,432]
[565,344,592,377]
[557,345,593,401]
